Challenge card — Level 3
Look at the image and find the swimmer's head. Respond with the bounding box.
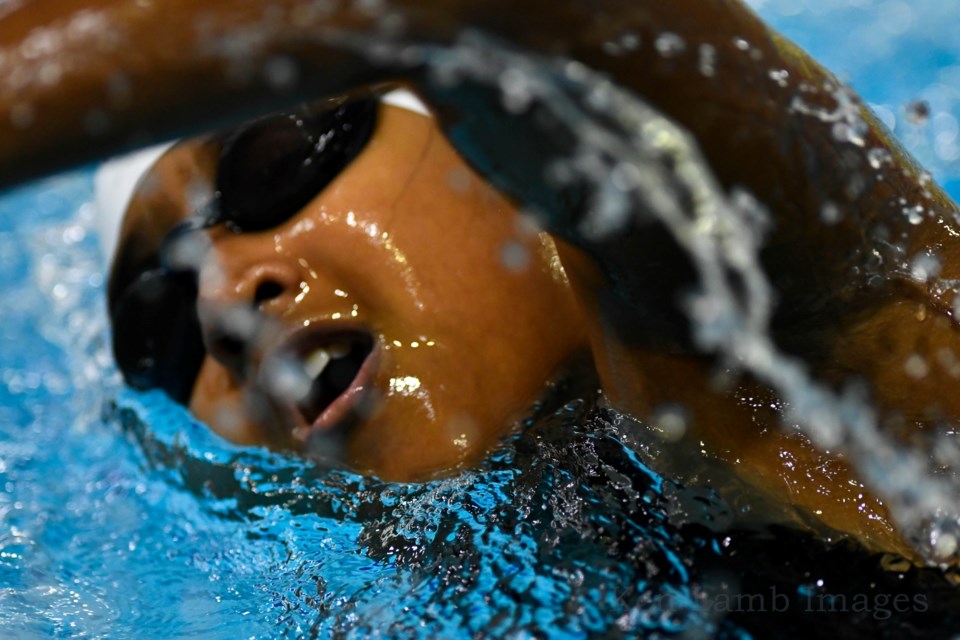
[108,89,588,480]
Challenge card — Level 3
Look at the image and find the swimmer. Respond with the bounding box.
[2,0,959,566]
[107,90,589,479]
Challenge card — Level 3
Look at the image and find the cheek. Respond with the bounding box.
[456,232,587,361]
[345,234,588,481]
[189,357,264,446]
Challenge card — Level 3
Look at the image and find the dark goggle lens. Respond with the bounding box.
[215,97,379,232]
[111,268,205,404]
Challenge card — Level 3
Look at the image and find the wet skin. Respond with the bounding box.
[5,0,960,563]
[121,103,588,481]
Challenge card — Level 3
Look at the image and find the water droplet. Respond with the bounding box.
[910,252,940,282]
[500,241,530,272]
[820,201,841,224]
[37,60,62,87]
[603,31,641,56]
[620,32,641,51]
[904,354,929,379]
[611,161,642,191]
[937,347,960,378]
[214,401,244,435]
[263,354,311,403]
[499,67,533,113]
[768,68,789,88]
[655,32,686,58]
[651,404,688,441]
[263,55,299,91]
[698,43,717,77]
[833,121,865,147]
[867,147,892,170]
[934,532,958,559]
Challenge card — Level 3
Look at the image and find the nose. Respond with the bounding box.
[200,258,303,312]
[197,258,303,373]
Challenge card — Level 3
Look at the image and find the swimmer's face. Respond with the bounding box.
[113,98,588,481]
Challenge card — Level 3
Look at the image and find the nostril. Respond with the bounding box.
[215,332,245,357]
[206,328,247,373]
[254,280,285,306]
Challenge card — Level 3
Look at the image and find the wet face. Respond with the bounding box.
[114,98,588,481]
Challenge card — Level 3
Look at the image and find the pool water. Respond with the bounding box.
[2,2,960,638]
[3,172,959,640]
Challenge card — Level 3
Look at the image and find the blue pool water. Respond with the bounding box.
[2,2,960,638]
[0,174,734,637]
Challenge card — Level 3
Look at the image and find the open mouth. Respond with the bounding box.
[264,330,377,437]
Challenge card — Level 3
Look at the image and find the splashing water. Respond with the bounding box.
[3,1,960,638]
[315,21,960,563]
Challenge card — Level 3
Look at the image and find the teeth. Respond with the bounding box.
[302,342,352,379]
[303,348,332,379]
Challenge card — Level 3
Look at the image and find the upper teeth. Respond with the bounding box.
[303,349,331,380]
[303,342,351,379]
